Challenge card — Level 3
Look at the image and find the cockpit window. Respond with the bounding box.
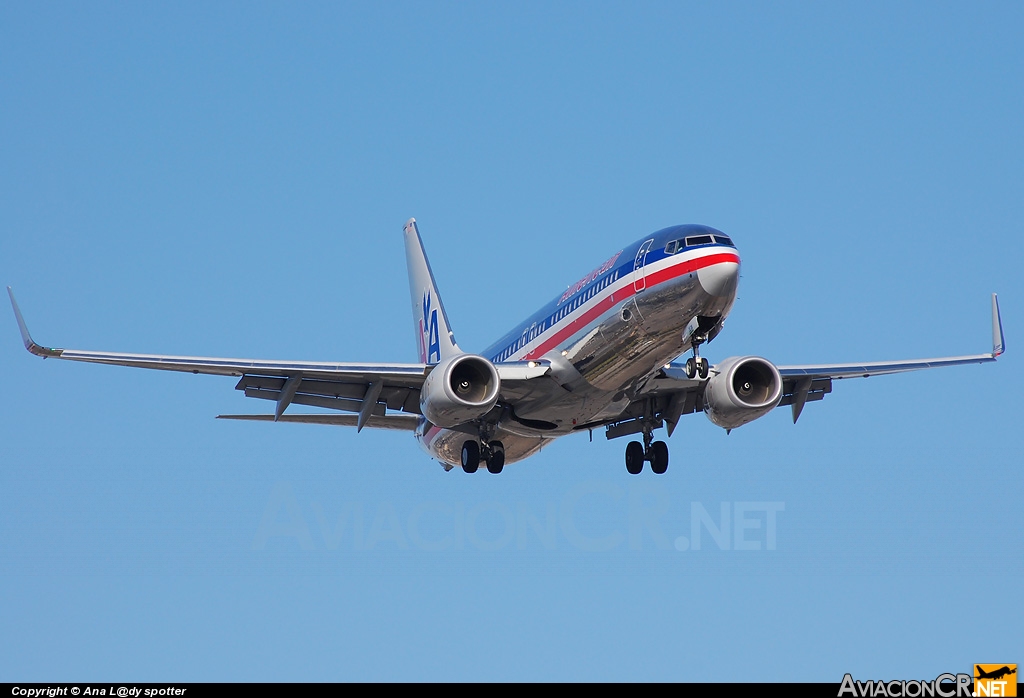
[684,235,714,247]
[713,234,734,247]
[664,240,680,255]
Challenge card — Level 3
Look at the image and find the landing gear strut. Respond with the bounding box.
[624,424,669,475]
[462,439,505,474]
[684,334,710,380]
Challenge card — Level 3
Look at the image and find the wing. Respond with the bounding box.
[217,413,422,430]
[8,287,551,430]
[600,294,1004,437]
[572,368,705,439]
[776,293,1004,422]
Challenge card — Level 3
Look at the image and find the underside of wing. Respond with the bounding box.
[780,293,1004,382]
[217,413,421,431]
[775,293,1004,421]
[606,293,1005,434]
[10,286,1003,436]
[8,286,428,428]
[577,368,705,440]
[8,287,564,432]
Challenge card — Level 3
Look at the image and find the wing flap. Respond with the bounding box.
[777,377,833,404]
[51,348,428,384]
[8,287,430,423]
[217,413,420,431]
[621,295,1003,433]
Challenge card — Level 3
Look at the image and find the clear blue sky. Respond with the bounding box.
[2,2,1021,681]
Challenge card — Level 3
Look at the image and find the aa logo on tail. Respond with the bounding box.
[420,291,441,364]
[975,664,1017,697]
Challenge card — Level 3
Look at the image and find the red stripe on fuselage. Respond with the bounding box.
[425,424,443,444]
[420,250,739,453]
[523,251,739,360]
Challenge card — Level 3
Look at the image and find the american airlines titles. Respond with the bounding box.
[559,251,622,305]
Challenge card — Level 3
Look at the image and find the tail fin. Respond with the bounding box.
[404,218,461,364]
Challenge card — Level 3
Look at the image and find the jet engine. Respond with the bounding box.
[703,356,783,430]
[419,354,501,427]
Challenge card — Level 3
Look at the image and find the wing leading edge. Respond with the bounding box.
[7,287,551,429]
[8,287,1003,433]
[619,293,1004,433]
[779,293,1004,380]
[773,293,1003,423]
[8,286,426,382]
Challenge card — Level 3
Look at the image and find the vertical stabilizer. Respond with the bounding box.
[404,218,461,364]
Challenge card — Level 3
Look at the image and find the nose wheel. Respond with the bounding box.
[684,334,710,379]
[684,356,709,380]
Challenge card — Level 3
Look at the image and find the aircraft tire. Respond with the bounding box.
[486,441,505,474]
[685,357,697,379]
[461,440,480,473]
[625,441,644,475]
[650,441,669,474]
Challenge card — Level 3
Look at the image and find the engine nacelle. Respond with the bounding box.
[703,356,783,430]
[420,354,501,428]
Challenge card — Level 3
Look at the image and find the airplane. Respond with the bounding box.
[975,666,1016,681]
[8,219,1005,475]
[974,663,1015,679]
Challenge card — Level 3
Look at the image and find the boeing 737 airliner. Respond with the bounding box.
[8,219,1004,474]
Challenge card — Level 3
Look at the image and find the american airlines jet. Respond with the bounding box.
[8,219,1004,474]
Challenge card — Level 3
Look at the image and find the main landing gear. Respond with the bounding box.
[461,439,505,474]
[624,427,669,475]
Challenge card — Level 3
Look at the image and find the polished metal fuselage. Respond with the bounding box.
[418,227,740,469]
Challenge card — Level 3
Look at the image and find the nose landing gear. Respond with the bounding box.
[684,334,710,380]
[684,356,708,380]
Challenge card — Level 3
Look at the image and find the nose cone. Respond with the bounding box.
[697,260,739,297]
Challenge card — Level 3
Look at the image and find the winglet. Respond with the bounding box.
[992,293,1005,357]
[7,287,62,358]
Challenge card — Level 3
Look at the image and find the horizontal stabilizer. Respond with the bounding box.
[217,413,420,431]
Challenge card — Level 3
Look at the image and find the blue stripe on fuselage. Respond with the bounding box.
[482,224,732,362]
